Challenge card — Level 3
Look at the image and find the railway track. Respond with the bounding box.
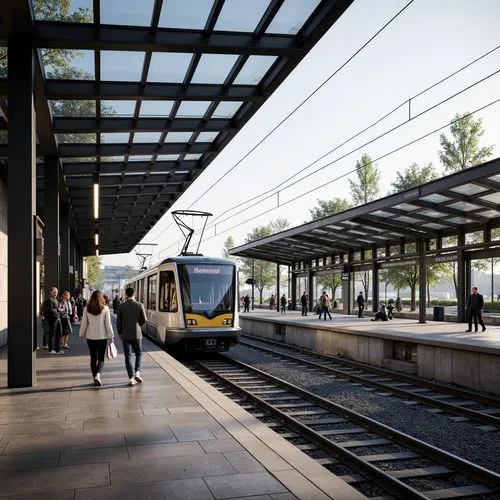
[239,335,500,429]
[189,355,500,500]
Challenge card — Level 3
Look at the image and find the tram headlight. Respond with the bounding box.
[223,318,233,326]
[186,319,197,325]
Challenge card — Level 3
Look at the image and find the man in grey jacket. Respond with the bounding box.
[117,287,147,385]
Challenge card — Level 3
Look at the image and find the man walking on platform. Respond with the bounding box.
[42,287,64,354]
[465,287,486,333]
[301,291,308,316]
[117,287,147,385]
[357,291,365,318]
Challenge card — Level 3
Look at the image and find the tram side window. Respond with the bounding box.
[148,274,157,311]
[159,271,178,312]
[140,278,145,304]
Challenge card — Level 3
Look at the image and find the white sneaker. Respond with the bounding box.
[134,371,143,384]
[94,373,102,386]
[42,345,48,350]
[55,350,65,354]
[128,377,137,386]
[49,350,57,354]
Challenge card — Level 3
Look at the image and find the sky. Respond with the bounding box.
[88,0,500,270]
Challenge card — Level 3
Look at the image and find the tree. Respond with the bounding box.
[238,220,290,305]
[349,153,380,206]
[391,163,439,193]
[222,236,235,259]
[0,1,92,75]
[85,256,104,290]
[309,198,352,221]
[269,218,290,234]
[316,274,342,303]
[439,112,494,173]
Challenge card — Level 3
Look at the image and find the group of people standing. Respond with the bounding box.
[41,289,85,353]
[42,286,147,387]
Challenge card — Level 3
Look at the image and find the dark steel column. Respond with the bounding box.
[60,204,70,294]
[44,156,60,297]
[308,262,314,313]
[291,264,297,310]
[276,263,280,312]
[418,238,426,324]
[457,231,466,323]
[372,261,379,312]
[69,230,76,294]
[7,38,37,387]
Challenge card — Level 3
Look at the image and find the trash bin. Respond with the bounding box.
[433,306,445,321]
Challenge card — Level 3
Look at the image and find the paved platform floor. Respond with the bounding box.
[242,309,500,354]
[0,332,365,500]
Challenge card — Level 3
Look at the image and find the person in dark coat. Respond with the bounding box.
[243,295,251,313]
[465,287,486,332]
[280,294,287,314]
[112,294,120,314]
[42,287,64,354]
[371,304,388,321]
[117,287,147,385]
[300,291,308,316]
[356,291,365,318]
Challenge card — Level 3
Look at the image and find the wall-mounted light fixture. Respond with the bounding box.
[96,248,99,257]
[93,172,99,220]
[95,231,99,246]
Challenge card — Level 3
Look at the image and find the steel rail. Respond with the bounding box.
[239,338,500,428]
[241,334,500,405]
[196,355,500,491]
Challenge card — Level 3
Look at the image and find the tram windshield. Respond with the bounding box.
[179,264,235,316]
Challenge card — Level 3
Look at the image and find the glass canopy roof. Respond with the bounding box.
[0,0,354,255]
[229,160,500,265]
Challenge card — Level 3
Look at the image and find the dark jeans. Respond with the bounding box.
[87,339,107,377]
[122,338,143,378]
[319,306,331,320]
[301,304,308,315]
[48,319,62,352]
[358,304,364,318]
[468,309,485,331]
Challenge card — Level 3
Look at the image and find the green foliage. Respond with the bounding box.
[85,256,104,290]
[239,219,290,304]
[222,236,235,259]
[349,153,380,206]
[316,274,342,300]
[391,163,439,193]
[439,112,494,173]
[309,198,352,221]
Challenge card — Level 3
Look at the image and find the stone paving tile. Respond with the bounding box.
[110,453,236,484]
[224,497,271,500]
[142,407,169,416]
[204,471,288,499]
[75,477,215,500]
[272,470,332,500]
[199,438,244,454]
[0,463,109,496]
[170,423,217,442]
[222,450,266,473]
[58,445,130,465]
[0,451,59,470]
[124,427,178,446]
[270,494,299,500]
[0,420,84,435]
[0,491,74,500]
[127,441,205,461]
[167,406,206,414]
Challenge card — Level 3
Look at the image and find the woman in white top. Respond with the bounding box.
[79,290,114,386]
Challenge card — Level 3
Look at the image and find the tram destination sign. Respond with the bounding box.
[430,253,457,264]
[380,260,417,268]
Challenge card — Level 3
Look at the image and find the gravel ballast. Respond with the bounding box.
[226,343,500,474]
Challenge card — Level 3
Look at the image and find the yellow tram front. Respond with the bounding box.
[175,258,240,351]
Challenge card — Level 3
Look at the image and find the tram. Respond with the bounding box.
[125,210,240,352]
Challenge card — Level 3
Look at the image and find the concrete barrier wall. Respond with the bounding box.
[240,317,500,396]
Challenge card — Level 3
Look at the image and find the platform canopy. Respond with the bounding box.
[229,158,500,265]
[0,0,353,255]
